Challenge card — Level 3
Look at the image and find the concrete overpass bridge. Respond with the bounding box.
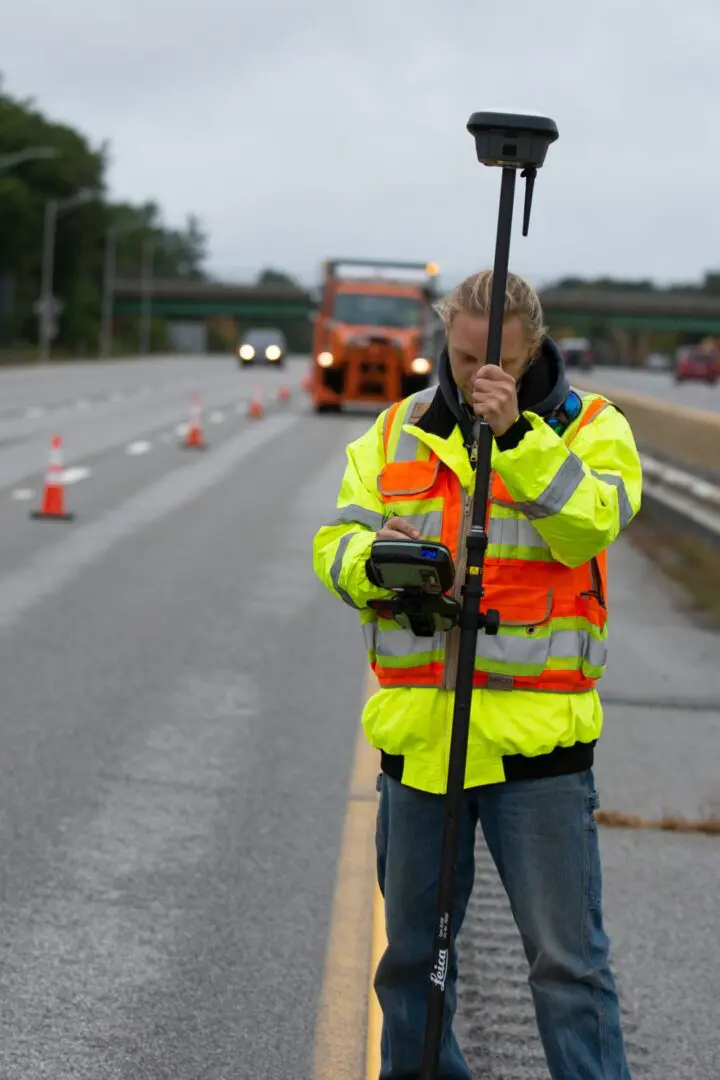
[113,279,720,337]
[539,288,720,335]
[113,279,314,321]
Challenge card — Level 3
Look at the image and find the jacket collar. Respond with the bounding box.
[401,391,476,490]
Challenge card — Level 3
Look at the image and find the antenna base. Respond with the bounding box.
[467,110,559,170]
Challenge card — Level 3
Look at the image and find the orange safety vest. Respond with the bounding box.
[368,392,610,693]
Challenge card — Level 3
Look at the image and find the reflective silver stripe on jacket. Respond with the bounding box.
[374,625,607,669]
[362,620,377,652]
[591,471,634,529]
[325,504,385,530]
[387,510,443,538]
[330,532,362,609]
[327,503,442,540]
[494,453,586,520]
[487,515,551,552]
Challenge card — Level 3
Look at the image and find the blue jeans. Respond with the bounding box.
[374,769,631,1080]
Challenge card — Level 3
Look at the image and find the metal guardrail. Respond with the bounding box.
[640,452,720,538]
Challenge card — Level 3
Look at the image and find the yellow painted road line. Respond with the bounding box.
[313,672,383,1080]
[366,879,388,1079]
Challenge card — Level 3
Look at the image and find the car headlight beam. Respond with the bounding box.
[411,356,431,375]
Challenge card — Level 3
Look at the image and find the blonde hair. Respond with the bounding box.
[434,270,547,355]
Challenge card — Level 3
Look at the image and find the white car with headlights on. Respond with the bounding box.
[237,328,287,367]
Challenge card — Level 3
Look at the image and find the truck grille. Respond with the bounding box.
[349,339,401,372]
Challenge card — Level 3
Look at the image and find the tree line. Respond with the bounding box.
[0,75,207,359]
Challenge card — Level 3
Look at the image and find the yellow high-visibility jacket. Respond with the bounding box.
[313,385,642,793]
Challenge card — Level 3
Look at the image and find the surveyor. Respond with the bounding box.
[313,270,642,1080]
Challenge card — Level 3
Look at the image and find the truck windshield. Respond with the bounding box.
[332,292,424,328]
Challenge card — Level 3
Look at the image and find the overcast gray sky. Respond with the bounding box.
[3,0,719,290]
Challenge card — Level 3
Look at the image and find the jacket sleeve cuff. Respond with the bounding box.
[494,414,532,451]
[341,530,395,607]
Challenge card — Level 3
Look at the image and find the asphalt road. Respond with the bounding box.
[0,355,717,1079]
[0,354,371,1079]
[572,365,720,413]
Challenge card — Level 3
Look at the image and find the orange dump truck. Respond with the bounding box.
[310,258,441,412]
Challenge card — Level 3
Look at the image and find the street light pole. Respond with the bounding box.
[3,150,58,355]
[36,188,97,364]
[99,228,118,360]
[37,199,58,365]
[139,236,155,355]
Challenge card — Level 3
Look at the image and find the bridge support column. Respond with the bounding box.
[630,331,652,367]
[609,328,631,366]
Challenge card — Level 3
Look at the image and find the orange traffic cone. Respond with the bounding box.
[277,384,291,403]
[248,386,264,419]
[300,372,312,394]
[30,434,75,521]
[183,395,206,449]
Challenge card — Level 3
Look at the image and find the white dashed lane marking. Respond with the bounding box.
[61,467,91,485]
[126,441,153,456]
[6,379,301,501]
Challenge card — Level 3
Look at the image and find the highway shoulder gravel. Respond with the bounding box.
[456,533,720,1078]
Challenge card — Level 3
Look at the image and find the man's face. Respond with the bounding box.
[448,313,531,403]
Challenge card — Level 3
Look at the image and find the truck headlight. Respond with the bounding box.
[265,345,281,361]
[411,357,431,375]
[318,351,334,368]
[239,344,255,360]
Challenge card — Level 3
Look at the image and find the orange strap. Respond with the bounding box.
[567,395,609,444]
[383,401,403,457]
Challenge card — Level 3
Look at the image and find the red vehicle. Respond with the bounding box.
[310,258,441,412]
[674,344,718,386]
